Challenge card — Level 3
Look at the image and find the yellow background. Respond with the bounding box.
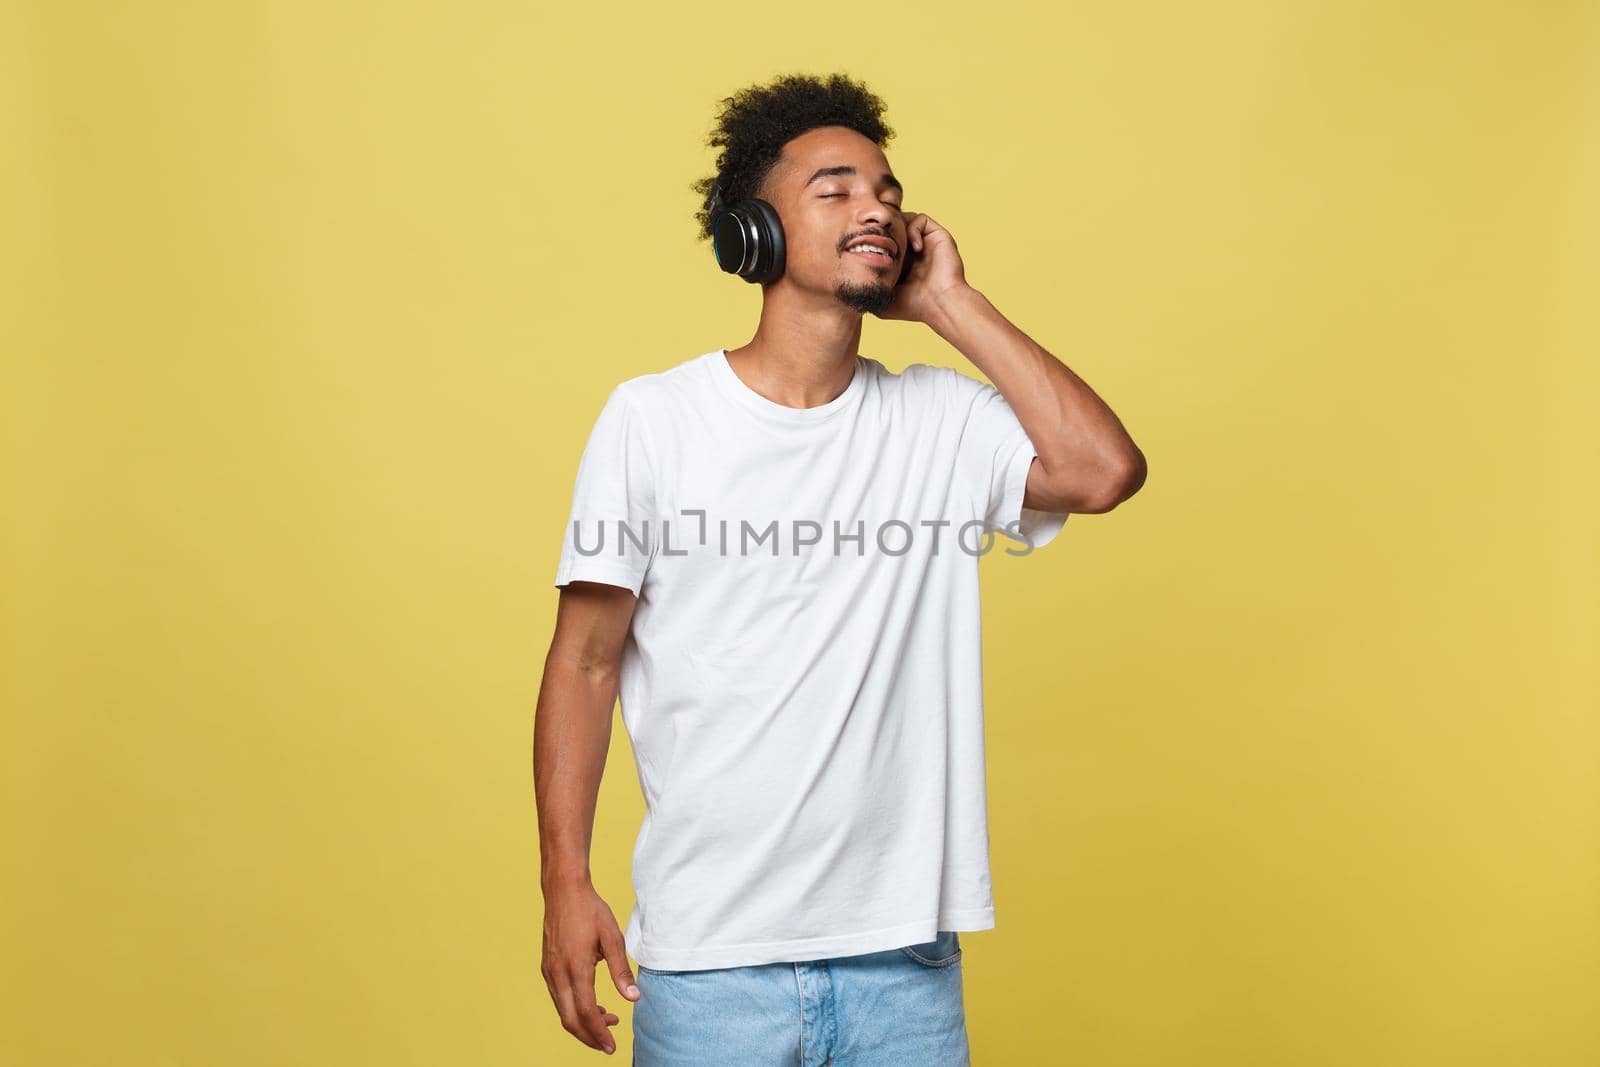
[5,1,1596,1064]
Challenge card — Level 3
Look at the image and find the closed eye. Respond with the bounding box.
[823,192,904,210]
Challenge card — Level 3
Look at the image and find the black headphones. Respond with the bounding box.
[709,181,786,285]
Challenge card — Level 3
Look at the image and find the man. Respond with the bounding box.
[534,72,1146,1063]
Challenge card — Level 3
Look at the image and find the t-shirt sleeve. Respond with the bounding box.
[944,367,1069,550]
[553,384,659,596]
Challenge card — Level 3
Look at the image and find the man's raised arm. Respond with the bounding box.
[929,284,1147,515]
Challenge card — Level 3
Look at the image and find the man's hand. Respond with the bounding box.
[541,878,639,1055]
[873,211,971,324]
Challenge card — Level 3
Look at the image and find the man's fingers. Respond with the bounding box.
[600,925,642,1002]
[912,212,950,250]
[566,961,617,1054]
[548,972,597,1050]
[551,965,616,1054]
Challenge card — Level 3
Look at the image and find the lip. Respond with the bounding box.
[842,235,897,261]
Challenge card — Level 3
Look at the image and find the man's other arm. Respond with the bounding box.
[534,580,642,1055]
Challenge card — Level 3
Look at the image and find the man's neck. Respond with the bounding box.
[726,294,864,410]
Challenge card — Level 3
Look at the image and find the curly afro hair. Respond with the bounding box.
[691,71,896,243]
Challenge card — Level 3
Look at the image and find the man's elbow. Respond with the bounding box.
[1076,450,1147,514]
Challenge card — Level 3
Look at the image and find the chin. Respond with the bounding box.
[833,279,896,316]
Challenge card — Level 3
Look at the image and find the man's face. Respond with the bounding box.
[759,125,907,314]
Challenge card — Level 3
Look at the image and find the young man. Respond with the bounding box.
[534,72,1146,1063]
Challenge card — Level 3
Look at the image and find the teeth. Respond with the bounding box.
[848,245,891,258]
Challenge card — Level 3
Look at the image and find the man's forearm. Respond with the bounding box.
[533,653,618,892]
[927,284,1146,511]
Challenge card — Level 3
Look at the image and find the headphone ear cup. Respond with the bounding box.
[743,198,786,285]
[712,204,753,277]
[710,196,786,284]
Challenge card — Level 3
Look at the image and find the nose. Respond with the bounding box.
[856,198,894,230]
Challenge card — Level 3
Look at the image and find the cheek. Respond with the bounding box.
[794,234,846,274]
[785,212,844,265]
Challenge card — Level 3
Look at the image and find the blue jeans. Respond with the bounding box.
[631,930,970,1066]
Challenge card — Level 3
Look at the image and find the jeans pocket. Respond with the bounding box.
[899,930,962,967]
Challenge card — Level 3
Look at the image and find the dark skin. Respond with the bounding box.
[535,581,636,1055]
[535,124,1147,1056]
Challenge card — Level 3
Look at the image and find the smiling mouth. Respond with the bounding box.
[844,246,896,263]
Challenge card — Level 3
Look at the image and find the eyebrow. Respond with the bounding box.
[804,164,904,196]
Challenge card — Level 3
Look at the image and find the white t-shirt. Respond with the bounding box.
[553,347,1067,971]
